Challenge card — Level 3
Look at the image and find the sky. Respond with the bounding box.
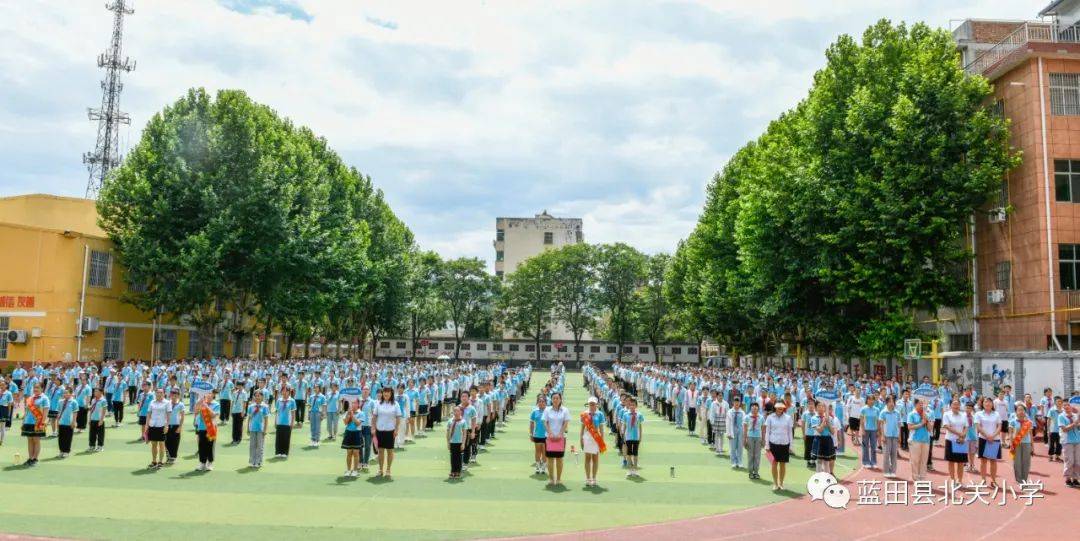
[0,0,1047,267]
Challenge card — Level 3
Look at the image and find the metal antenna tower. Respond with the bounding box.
[83,0,135,199]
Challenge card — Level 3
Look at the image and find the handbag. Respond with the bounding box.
[546,436,566,453]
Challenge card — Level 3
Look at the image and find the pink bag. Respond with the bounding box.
[546,436,566,453]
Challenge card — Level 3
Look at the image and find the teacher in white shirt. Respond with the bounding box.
[542,392,570,487]
[765,403,794,491]
[941,399,970,486]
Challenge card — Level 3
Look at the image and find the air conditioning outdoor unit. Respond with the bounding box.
[81,316,100,333]
[988,208,1007,224]
[6,329,28,344]
[987,289,1006,304]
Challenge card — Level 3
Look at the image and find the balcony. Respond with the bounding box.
[964,20,1080,76]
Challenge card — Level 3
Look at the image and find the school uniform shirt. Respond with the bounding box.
[89,397,108,421]
[746,414,764,439]
[845,396,865,420]
[231,391,248,414]
[907,410,931,442]
[148,399,170,427]
[973,410,1002,438]
[0,390,12,408]
[1059,412,1080,444]
[447,418,466,444]
[1010,418,1033,443]
[373,402,401,431]
[530,407,547,438]
[941,410,969,442]
[1047,407,1060,434]
[57,398,78,426]
[194,403,220,430]
[247,404,270,432]
[801,410,816,436]
[584,410,606,432]
[811,414,831,437]
[879,408,901,438]
[275,399,296,426]
[621,410,644,441]
[994,398,1010,419]
[24,395,50,425]
[326,392,340,413]
[765,413,793,445]
[168,402,185,425]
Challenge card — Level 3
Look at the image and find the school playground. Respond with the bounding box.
[0,371,1071,541]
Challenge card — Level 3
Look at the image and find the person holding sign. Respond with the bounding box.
[580,396,606,487]
[542,391,570,487]
[1008,403,1034,483]
[974,396,1002,488]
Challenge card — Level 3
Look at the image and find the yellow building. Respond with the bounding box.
[0,193,280,366]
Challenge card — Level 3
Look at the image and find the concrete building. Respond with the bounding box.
[936,1,1080,352]
[0,194,282,366]
[493,211,583,279]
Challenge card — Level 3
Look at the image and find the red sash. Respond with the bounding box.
[581,411,607,453]
[27,395,45,431]
[1010,419,1032,457]
[200,404,217,441]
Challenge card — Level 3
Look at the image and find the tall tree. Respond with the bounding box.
[635,253,672,363]
[435,258,497,359]
[404,250,446,356]
[499,252,557,364]
[549,243,599,362]
[595,243,646,359]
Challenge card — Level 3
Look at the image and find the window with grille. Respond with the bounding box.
[590,345,600,353]
[212,331,225,357]
[688,347,698,354]
[496,229,504,241]
[995,261,1012,291]
[509,344,519,351]
[492,343,503,351]
[379,341,390,349]
[0,316,8,359]
[103,326,123,360]
[525,344,535,352]
[158,329,177,360]
[948,333,973,352]
[496,251,504,262]
[672,346,682,354]
[606,346,616,353]
[444,342,454,349]
[395,341,406,349]
[574,345,583,352]
[1050,73,1080,115]
[460,342,470,350]
[541,344,551,352]
[639,346,649,353]
[1054,159,1080,202]
[1061,244,1080,290]
[543,232,553,244]
[476,343,487,351]
[89,250,112,288]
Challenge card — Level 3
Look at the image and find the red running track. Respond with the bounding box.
[497,439,1076,541]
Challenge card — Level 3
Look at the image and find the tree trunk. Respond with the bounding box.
[303,339,310,358]
[285,335,294,360]
[573,331,582,363]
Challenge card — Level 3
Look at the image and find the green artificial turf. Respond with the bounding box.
[0,372,854,540]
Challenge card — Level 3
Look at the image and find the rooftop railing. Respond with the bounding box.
[965,20,1080,75]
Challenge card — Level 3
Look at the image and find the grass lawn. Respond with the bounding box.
[0,372,855,540]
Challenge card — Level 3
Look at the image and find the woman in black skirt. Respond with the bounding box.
[372,387,402,479]
[341,402,363,477]
[941,399,970,486]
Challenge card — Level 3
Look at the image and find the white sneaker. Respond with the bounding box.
[206,463,214,471]
[198,462,206,471]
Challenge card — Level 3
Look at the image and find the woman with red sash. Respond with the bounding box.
[1008,403,1034,483]
[579,396,607,487]
[22,383,50,466]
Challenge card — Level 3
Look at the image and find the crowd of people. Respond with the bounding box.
[0,358,530,480]
[3,358,1079,492]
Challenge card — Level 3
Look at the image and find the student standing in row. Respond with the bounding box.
[194,391,219,471]
[88,388,108,452]
[745,402,764,480]
[309,385,326,447]
[1009,403,1034,483]
[341,402,364,477]
[247,392,269,468]
[580,396,606,487]
[621,398,644,478]
[0,381,12,446]
[974,397,1002,488]
[165,389,185,464]
[907,399,931,481]
[879,397,901,478]
[274,388,296,458]
[56,387,77,459]
[811,401,836,475]
[859,395,879,469]
[728,398,744,468]
[230,383,247,445]
[447,406,466,480]
[373,386,402,479]
[325,384,341,441]
[22,383,49,466]
[1059,401,1080,487]
[542,392,570,486]
[529,394,548,475]
[144,388,169,469]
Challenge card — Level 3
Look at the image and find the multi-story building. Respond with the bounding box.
[494,211,583,279]
[945,0,1080,351]
[0,193,283,366]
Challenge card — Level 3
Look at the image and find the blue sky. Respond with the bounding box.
[0,0,1046,266]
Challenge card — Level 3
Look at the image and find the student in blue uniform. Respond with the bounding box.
[193,390,220,471]
[745,402,764,480]
[530,394,548,475]
[621,398,644,478]
[325,383,341,441]
[246,391,269,468]
[859,395,879,468]
[341,401,364,477]
[879,397,902,477]
[88,387,108,452]
[274,388,296,458]
[166,389,185,464]
[230,382,248,445]
[22,383,50,466]
[0,381,12,446]
[447,405,466,479]
[56,386,78,458]
[309,385,327,446]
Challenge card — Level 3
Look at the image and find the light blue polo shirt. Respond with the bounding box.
[879,408,901,438]
[530,407,547,438]
[908,410,930,443]
[247,403,269,432]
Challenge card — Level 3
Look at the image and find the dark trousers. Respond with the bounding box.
[426,406,436,429]
[112,401,124,424]
[275,425,292,455]
[707,420,714,444]
[295,400,306,423]
[360,427,372,464]
[928,420,941,466]
[89,420,105,447]
[687,408,697,432]
[127,386,137,405]
[232,413,244,443]
[219,400,231,422]
[197,429,214,463]
[165,426,181,459]
[900,423,909,450]
[58,425,74,453]
[1049,432,1062,456]
[76,407,88,430]
[450,442,463,474]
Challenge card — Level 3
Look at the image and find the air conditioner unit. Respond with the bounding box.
[988,208,1007,224]
[81,316,100,333]
[6,329,28,344]
[987,289,1006,304]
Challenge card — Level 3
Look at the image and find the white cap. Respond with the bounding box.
[587,396,598,404]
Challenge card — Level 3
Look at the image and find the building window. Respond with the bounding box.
[573,345,583,352]
[0,316,8,359]
[128,279,148,293]
[496,229,504,241]
[590,345,600,353]
[606,346,616,353]
[158,329,177,360]
[444,342,455,349]
[525,344,535,352]
[998,179,1009,208]
[1050,73,1080,116]
[639,346,649,354]
[103,326,124,360]
[989,99,1005,120]
[476,343,487,351]
[211,331,225,358]
[427,342,438,350]
[1061,244,1080,290]
[995,261,1011,291]
[575,231,583,243]
[948,333,973,352]
[188,331,200,358]
[492,343,503,351]
[239,335,252,357]
[460,342,471,350]
[688,347,698,355]
[89,250,112,288]
[395,341,406,349]
[379,341,390,349]
[496,251,504,262]
[622,346,632,353]
[1054,159,1080,202]
[671,346,682,354]
[543,232,553,245]
[509,344,519,352]
[541,344,551,352]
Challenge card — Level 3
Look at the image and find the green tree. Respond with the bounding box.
[499,252,556,364]
[548,243,599,362]
[595,243,646,359]
[635,253,672,363]
[404,250,446,356]
[435,257,497,359]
